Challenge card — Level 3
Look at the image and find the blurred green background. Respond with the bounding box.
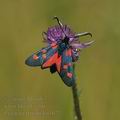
[0,0,120,120]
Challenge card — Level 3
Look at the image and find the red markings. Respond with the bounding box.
[42,52,58,68]
[56,56,61,73]
[52,45,58,49]
[41,49,46,54]
[63,65,68,69]
[67,72,73,78]
[33,54,39,60]
[63,63,72,69]
[42,52,62,71]
[51,42,57,49]
[51,42,57,47]
[68,63,72,66]
[42,54,46,59]
[65,49,72,56]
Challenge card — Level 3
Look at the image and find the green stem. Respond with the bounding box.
[72,65,82,120]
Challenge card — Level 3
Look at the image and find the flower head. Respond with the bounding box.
[43,17,94,62]
[44,25,75,43]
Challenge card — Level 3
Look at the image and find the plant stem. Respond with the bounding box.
[72,65,82,120]
[72,82,82,120]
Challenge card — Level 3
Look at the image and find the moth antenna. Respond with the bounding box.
[53,16,67,37]
[53,16,63,27]
[75,32,92,38]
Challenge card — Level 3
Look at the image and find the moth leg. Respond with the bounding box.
[75,32,92,38]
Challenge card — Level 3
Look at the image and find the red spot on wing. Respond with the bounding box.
[68,63,72,66]
[63,64,68,69]
[33,55,39,60]
[52,45,58,49]
[51,42,58,49]
[42,54,46,59]
[67,72,73,78]
[51,42,57,47]
[42,52,58,68]
[65,49,72,56]
[56,56,61,73]
[41,49,46,54]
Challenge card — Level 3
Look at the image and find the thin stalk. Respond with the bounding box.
[72,65,82,120]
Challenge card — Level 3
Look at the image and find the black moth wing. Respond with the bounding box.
[58,48,75,87]
[25,43,58,67]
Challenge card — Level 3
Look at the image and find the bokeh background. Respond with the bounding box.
[0,0,120,120]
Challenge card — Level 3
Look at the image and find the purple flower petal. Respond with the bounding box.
[45,25,75,43]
